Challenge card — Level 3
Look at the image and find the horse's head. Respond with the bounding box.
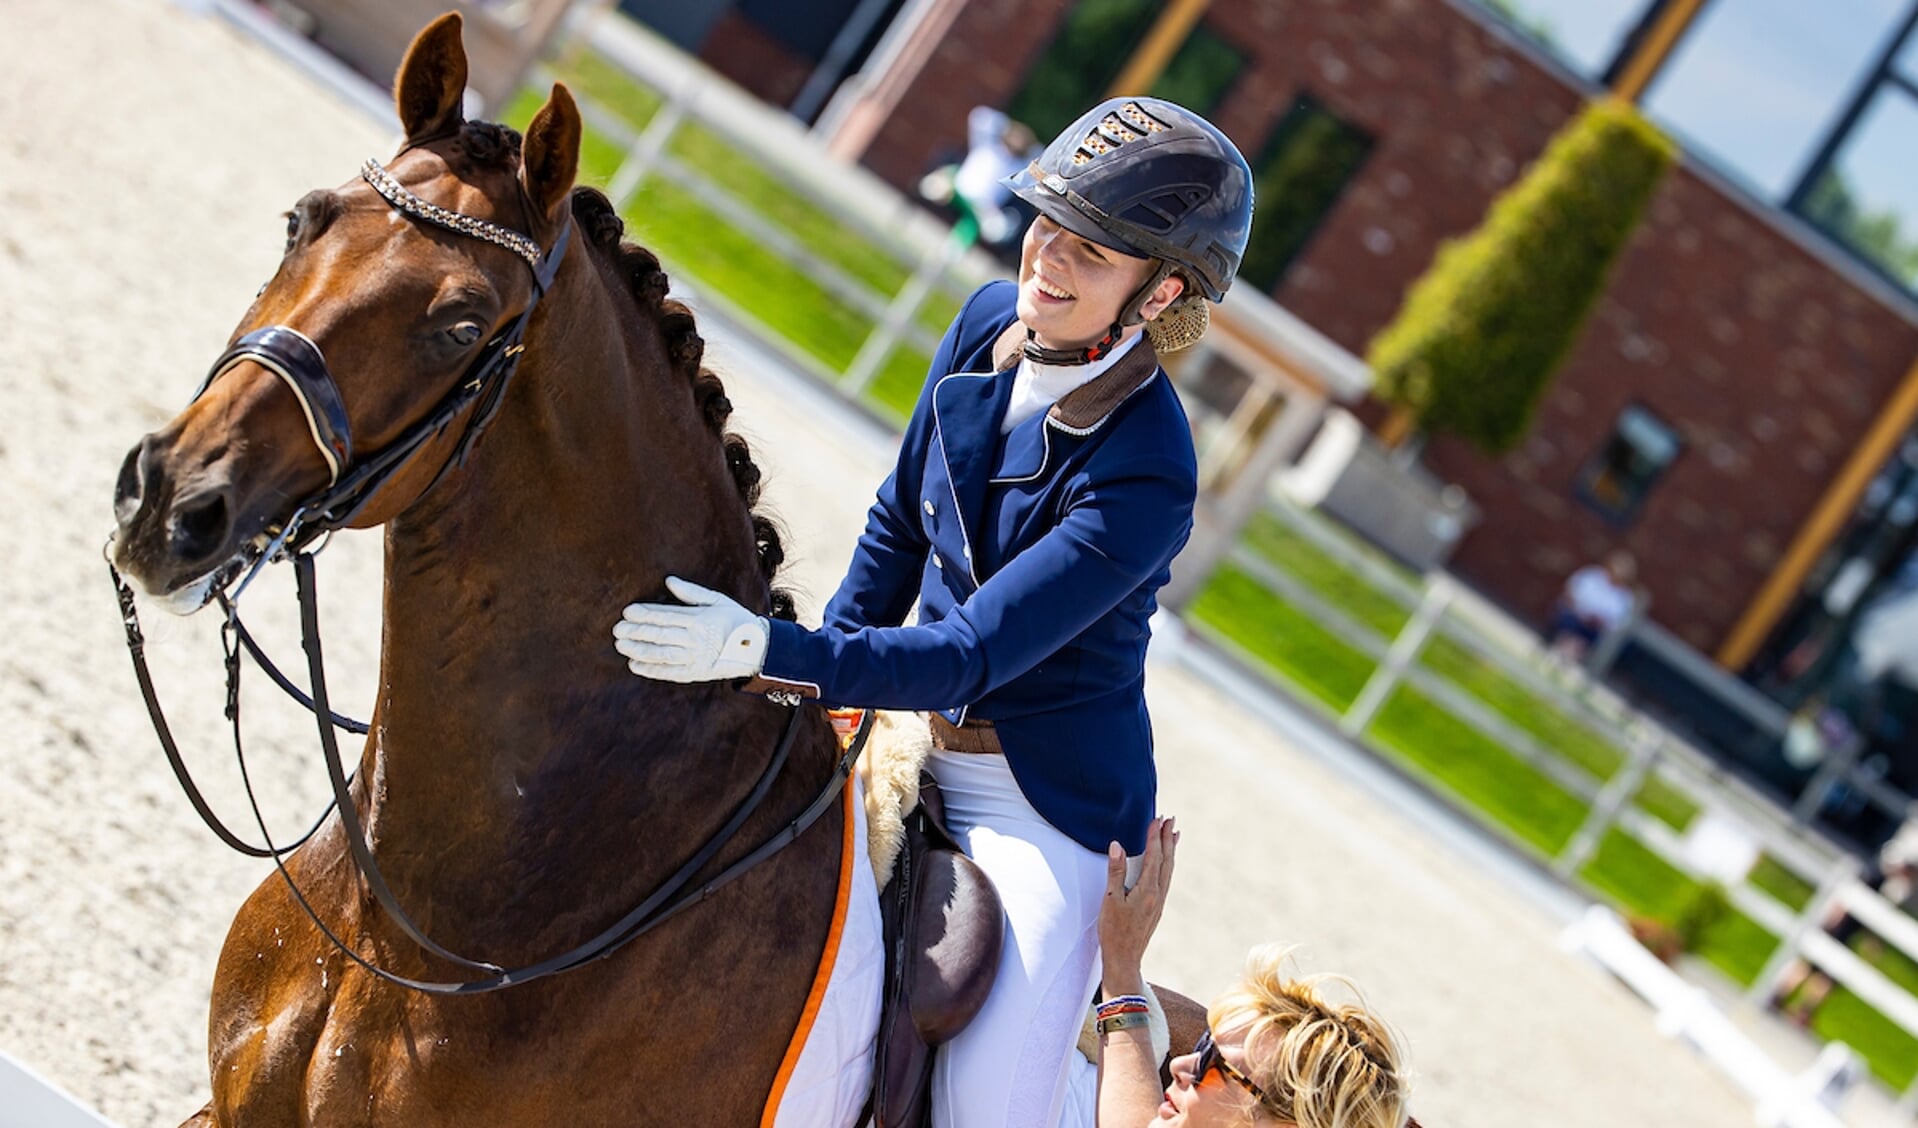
[111,13,580,611]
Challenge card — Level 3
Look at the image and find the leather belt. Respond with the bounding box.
[929,714,1002,755]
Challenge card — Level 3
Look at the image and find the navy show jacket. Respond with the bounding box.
[753,281,1198,855]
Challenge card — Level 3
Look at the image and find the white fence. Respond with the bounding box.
[1225,497,1918,1110]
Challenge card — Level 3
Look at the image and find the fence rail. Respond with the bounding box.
[1208,498,1918,1106]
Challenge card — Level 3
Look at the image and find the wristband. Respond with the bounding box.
[1097,1011,1153,1036]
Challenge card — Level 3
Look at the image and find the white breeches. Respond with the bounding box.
[927,749,1111,1128]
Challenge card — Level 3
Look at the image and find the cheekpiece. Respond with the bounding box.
[360,158,543,270]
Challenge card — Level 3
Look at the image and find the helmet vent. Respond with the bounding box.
[1072,101,1173,165]
[1119,186,1211,234]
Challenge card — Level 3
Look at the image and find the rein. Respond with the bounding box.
[113,154,865,993]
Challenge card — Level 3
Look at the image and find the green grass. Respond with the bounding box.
[626,179,873,370]
[1814,987,1918,1087]
[1747,853,1817,912]
[1795,935,1918,1086]
[1633,776,1701,832]
[1370,686,1588,856]
[1238,514,1411,638]
[1189,564,1374,712]
[1237,512,1698,832]
[539,49,977,339]
[1192,566,1588,858]
[869,347,931,424]
[547,46,664,130]
[1577,830,1776,984]
[665,121,914,297]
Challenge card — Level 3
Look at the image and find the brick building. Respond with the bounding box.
[617,0,909,120]
[811,0,1918,675]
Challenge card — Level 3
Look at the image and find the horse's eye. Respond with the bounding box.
[283,212,300,253]
[447,321,484,347]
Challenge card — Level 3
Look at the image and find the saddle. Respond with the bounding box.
[854,714,1004,1128]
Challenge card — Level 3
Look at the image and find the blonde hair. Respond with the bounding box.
[1206,945,1410,1128]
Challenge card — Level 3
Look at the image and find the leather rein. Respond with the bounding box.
[109,156,869,994]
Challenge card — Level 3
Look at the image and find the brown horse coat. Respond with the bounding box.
[111,15,848,1126]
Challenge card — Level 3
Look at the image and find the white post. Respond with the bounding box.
[1554,725,1660,878]
[606,80,697,208]
[1340,574,1454,737]
[1744,858,1855,1010]
[1792,733,1862,826]
[842,220,972,394]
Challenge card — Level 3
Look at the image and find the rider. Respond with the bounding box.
[614,96,1254,1127]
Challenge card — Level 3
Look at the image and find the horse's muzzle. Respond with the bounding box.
[112,431,244,604]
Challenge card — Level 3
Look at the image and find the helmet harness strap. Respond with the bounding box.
[1020,259,1180,366]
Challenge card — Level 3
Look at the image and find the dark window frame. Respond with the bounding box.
[1575,402,1683,526]
[1237,92,1375,294]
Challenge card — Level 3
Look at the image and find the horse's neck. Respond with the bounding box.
[366,257,784,916]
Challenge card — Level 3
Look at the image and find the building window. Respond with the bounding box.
[1237,95,1373,294]
[1466,0,1657,80]
[1147,23,1245,116]
[1788,21,1918,290]
[1577,404,1681,522]
[1007,3,1246,145]
[1006,0,1161,144]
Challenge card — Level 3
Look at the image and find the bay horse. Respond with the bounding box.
[109,14,853,1125]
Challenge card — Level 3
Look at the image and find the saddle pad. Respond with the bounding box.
[764,777,885,1128]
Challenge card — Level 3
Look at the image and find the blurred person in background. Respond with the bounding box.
[616,97,1253,1127]
[1547,550,1638,667]
[920,105,1040,247]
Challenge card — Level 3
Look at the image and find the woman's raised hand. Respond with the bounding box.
[1098,816,1177,994]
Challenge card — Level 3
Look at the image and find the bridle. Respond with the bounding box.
[109,153,867,994]
[198,156,571,563]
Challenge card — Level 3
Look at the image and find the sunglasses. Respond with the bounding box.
[1192,1027,1280,1115]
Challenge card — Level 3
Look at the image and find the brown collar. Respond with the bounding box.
[988,321,1162,433]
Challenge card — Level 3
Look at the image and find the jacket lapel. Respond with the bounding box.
[937,321,1162,560]
[932,382,1013,578]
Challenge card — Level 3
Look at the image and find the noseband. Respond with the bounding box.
[194,157,571,556]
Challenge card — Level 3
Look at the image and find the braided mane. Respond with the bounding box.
[568,186,797,622]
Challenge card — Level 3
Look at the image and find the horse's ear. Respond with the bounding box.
[394,12,468,144]
[521,84,581,222]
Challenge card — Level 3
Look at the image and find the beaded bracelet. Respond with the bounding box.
[1096,1011,1153,1036]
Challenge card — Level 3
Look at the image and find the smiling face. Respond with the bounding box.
[1015,214,1183,351]
[1158,1022,1279,1127]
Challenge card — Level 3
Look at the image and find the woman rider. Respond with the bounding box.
[613,97,1254,1127]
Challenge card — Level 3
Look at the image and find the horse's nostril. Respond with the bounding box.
[114,444,144,526]
[168,492,232,563]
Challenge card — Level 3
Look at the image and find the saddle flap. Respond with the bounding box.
[908,847,1003,1044]
[869,772,1005,1127]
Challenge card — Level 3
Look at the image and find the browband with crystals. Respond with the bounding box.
[360,158,543,270]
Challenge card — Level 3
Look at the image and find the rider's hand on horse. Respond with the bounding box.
[614,577,768,683]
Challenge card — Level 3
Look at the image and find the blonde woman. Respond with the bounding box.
[1091,820,1414,1128]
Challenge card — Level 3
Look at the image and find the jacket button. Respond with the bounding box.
[923,499,936,517]
[932,555,943,569]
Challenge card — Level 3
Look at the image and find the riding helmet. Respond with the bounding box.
[1003,97,1254,304]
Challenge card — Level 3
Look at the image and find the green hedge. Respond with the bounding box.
[1368,100,1676,452]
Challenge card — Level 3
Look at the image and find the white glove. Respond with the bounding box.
[613,576,768,683]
